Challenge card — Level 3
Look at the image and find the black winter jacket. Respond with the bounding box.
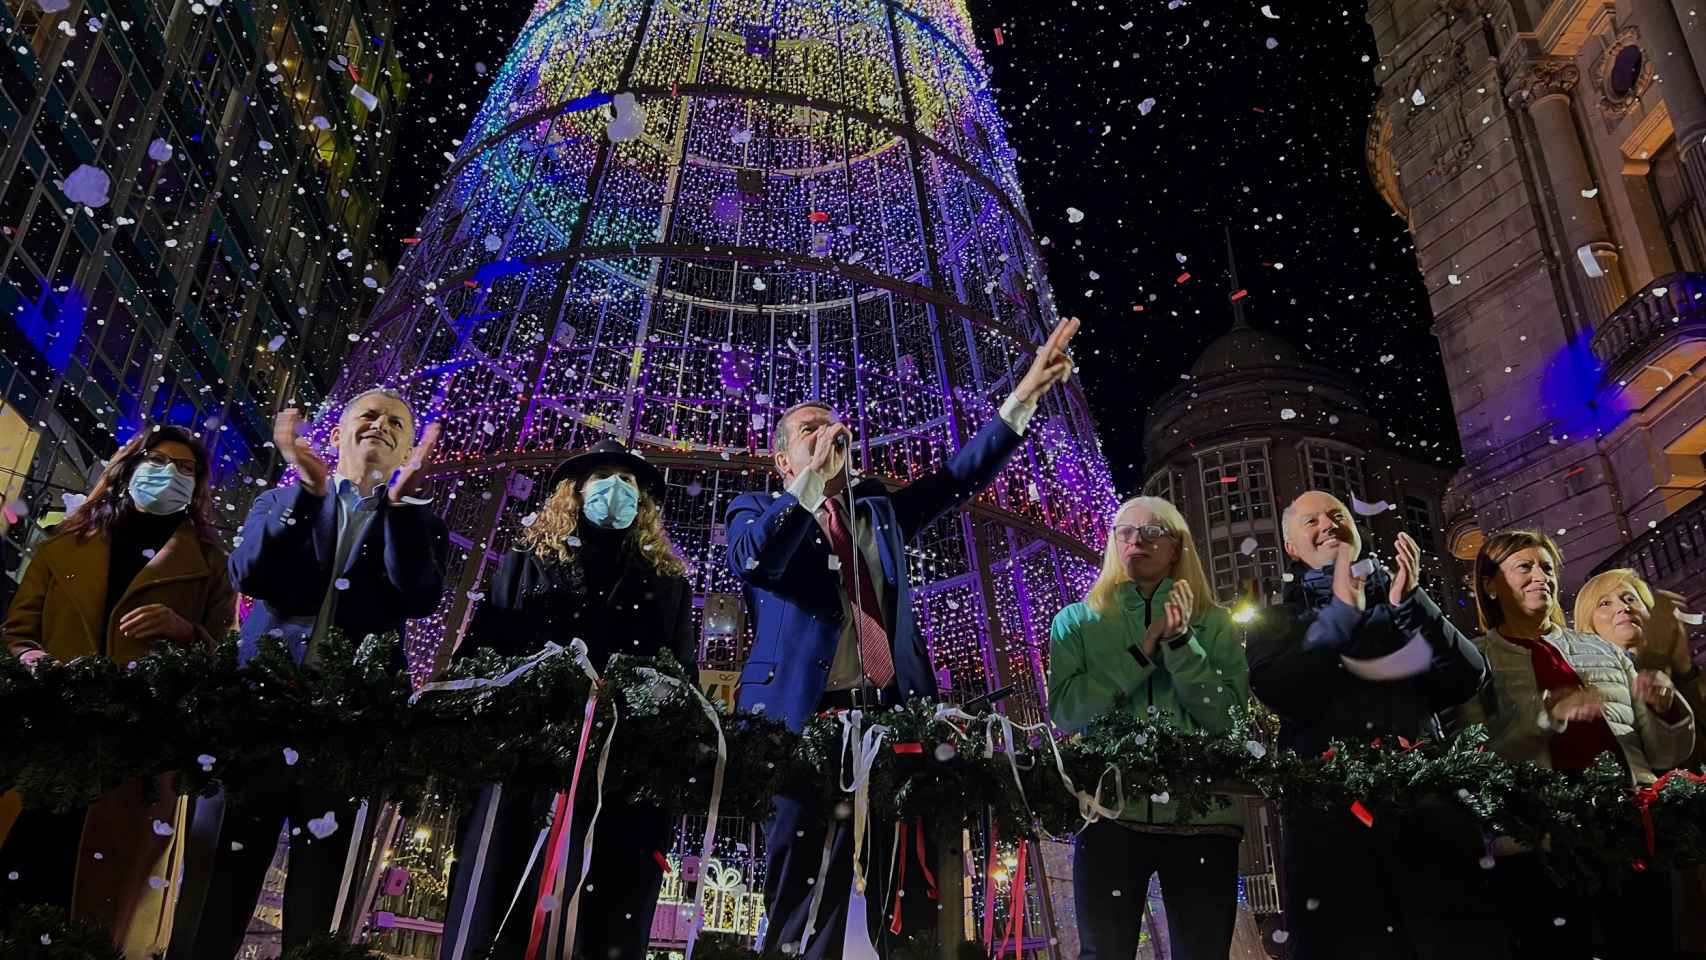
[456,524,696,670]
[1247,563,1487,756]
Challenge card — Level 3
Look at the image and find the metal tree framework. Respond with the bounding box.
[332,0,1114,714]
[329,0,1115,946]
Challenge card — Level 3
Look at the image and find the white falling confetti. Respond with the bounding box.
[1066,207,1085,223]
[37,0,70,10]
[1411,88,1426,106]
[1279,408,1297,420]
[1260,4,1280,17]
[62,164,112,208]
[267,335,286,351]
[306,811,339,839]
[1239,537,1259,556]
[1350,558,1378,579]
[282,747,300,766]
[151,819,175,837]
[484,234,503,252]
[1577,244,1604,278]
[1245,740,1267,758]
[1351,495,1392,516]
[1138,97,1157,116]
[351,84,379,112]
[607,92,647,143]
[147,139,173,162]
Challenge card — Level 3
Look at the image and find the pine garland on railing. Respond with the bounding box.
[6,632,1706,896]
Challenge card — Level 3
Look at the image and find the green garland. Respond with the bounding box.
[5,634,1706,892]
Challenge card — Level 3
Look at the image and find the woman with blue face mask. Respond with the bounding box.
[0,424,235,955]
[440,438,695,960]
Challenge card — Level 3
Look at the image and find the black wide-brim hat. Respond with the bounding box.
[546,438,666,499]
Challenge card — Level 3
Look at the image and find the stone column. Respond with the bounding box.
[1641,2,1706,210]
[1511,62,1631,318]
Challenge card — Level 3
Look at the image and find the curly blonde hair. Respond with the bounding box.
[518,475,687,577]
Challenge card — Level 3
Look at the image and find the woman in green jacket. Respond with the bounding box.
[1047,495,1250,960]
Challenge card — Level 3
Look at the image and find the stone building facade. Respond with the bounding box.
[1364,0,1706,618]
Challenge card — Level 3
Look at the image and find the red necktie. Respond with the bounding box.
[822,497,895,688]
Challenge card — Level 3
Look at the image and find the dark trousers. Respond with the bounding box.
[186,783,371,959]
[0,806,85,918]
[760,786,936,960]
[440,784,671,960]
[1490,852,1675,960]
[1071,822,1239,960]
[1279,802,1510,960]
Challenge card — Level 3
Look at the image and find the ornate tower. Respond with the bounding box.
[326,0,1116,725]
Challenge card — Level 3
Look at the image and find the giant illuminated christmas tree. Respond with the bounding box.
[326,0,1116,949]
[330,0,1115,718]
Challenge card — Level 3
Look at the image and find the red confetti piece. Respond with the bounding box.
[1176,271,1192,284]
[671,81,680,97]
[653,850,671,874]
[1132,304,1144,312]
[1370,737,1383,749]
[808,211,830,223]
[1252,106,1267,113]
[893,742,924,755]
[402,237,420,245]
[464,280,479,288]
[994,27,1005,45]
[1350,800,1375,828]
[1564,466,1586,478]
[1633,859,1648,872]
[1398,736,1416,751]
[1321,747,1336,761]
[347,63,361,83]
[1218,475,1239,484]
[1230,289,1248,302]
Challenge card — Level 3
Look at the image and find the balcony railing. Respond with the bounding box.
[1592,272,1706,386]
[1591,494,1706,593]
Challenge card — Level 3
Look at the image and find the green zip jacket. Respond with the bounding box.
[1047,578,1250,828]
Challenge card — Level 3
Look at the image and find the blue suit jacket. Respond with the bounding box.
[229,483,450,667]
[726,416,1027,731]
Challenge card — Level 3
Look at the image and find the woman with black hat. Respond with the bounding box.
[439,439,694,960]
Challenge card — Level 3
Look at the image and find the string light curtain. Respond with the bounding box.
[324,0,1116,709]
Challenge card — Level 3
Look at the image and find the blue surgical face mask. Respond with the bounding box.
[581,475,639,530]
[128,462,195,516]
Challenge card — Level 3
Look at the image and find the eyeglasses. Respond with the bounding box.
[1113,523,1175,546]
[141,451,198,476]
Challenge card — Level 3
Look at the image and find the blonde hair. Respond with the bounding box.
[1085,496,1219,617]
[518,476,687,578]
[1473,529,1567,633]
[1572,568,1654,641]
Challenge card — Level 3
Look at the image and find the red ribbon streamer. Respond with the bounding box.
[889,818,943,935]
[890,822,910,935]
[997,843,1028,960]
[1350,800,1375,828]
[524,693,600,960]
[1635,768,1706,855]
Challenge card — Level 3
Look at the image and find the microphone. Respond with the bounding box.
[833,431,849,451]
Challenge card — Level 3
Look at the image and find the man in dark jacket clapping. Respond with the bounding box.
[1248,489,1508,960]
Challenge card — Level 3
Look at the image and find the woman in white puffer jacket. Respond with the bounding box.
[1461,530,1693,960]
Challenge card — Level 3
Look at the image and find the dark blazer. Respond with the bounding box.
[726,416,1026,731]
[1247,563,1487,756]
[229,483,450,666]
[456,540,696,670]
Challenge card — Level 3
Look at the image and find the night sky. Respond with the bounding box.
[375,1,1463,493]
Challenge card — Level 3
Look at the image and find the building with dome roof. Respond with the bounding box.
[1141,239,1466,614]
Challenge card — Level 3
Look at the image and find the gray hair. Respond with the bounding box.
[341,387,417,438]
[772,401,837,452]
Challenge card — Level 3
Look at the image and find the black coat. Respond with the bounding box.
[440,528,692,959]
[1248,564,1509,960]
[456,529,696,671]
[1247,563,1487,756]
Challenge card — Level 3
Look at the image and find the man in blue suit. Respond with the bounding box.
[728,318,1080,958]
[183,388,450,960]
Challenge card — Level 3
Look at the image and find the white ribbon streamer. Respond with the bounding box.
[632,668,729,960]
[545,639,613,960]
[409,641,566,704]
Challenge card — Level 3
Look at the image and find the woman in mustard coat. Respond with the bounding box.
[0,424,235,954]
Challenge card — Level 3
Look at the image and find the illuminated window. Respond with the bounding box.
[1300,441,1365,503]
